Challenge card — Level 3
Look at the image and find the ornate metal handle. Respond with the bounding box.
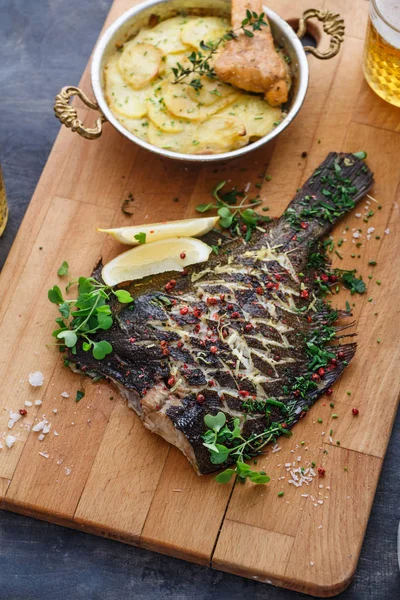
[297,9,345,60]
[54,86,106,140]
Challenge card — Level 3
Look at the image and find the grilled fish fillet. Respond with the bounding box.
[214,0,291,106]
[69,153,373,474]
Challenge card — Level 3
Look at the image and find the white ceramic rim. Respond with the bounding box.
[91,0,309,162]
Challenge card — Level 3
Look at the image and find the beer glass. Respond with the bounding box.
[0,165,8,237]
[363,0,400,107]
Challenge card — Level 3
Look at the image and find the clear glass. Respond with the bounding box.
[362,0,400,107]
[0,165,8,237]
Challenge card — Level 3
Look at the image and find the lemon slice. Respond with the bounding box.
[98,216,219,245]
[102,237,212,286]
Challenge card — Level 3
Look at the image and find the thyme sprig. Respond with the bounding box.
[172,11,267,90]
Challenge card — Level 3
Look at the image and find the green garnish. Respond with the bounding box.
[202,411,289,484]
[134,232,147,244]
[48,271,133,360]
[57,261,69,277]
[76,390,85,403]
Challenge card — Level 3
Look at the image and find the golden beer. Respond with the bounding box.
[0,166,8,237]
[363,0,400,107]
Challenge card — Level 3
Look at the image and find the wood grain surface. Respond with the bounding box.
[0,0,399,597]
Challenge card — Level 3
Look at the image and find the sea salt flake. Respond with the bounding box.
[39,451,49,459]
[367,227,375,234]
[38,434,45,441]
[29,371,44,387]
[353,231,361,239]
[8,411,22,429]
[310,562,314,567]
[25,401,32,407]
[64,467,72,476]
[5,435,16,448]
[60,392,69,398]
[34,400,42,406]
[32,420,47,432]
[385,228,390,235]
[52,409,58,414]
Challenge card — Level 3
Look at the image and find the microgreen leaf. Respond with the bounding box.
[92,340,113,360]
[82,341,91,352]
[97,313,113,330]
[215,468,236,484]
[204,411,226,432]
[58,302,70,318]
[114,289,134,304]
[57,330,78,348]
[209,444,230,464]
[48,285,64,304]
[57,261,69,277]
[134,232,146,244]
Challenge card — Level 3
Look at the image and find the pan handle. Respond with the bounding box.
[297,9,345,60]
[54,86,107,140]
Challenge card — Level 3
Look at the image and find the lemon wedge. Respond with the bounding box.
[98,216,218,246]
[102,237,212,286]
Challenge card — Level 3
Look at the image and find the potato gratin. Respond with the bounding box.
[103,15,285,155]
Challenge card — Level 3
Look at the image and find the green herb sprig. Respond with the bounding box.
[172,11,268,90]
[48,270,133,360]
[202,412,291,484]
[197,180,270,241]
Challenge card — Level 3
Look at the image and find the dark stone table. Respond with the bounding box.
[0,1,399,598]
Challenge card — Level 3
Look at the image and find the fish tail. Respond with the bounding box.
[271,152,374,256]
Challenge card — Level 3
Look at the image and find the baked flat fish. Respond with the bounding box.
[69,152,373,475]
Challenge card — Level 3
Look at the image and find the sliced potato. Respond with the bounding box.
[162,80,239,121]
[193,115,249,154]
[134,17,192,54]
[116,116,150,139]
[186,78,236,107]
[147,121,196,154]
[147,99,185,133]
[181,17,230,50]
[104,55,149,118]
[222,96,283,139]
[118,42,164,89]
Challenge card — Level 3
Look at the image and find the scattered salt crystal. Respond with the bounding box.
[0,442,2,450]
[42,424,51,434]
[39,451,49,459]
[29,371,44,387]
[244,182,251,192]
[32,420,46,432]
[329,436,333,443]
[56,459,63,465]
[285,462,292,467]
[318,525,323,529]
[319,484,324,489]
[5,435,16,448]
[52,409,58,414]
[296,456,301,462]
[8,411,22,429]
[64,467,72,476]
[367,227,375,234]
[34,400,42,406]
[60,392,69,398]
[54,431,59,436]
[25,401,32,407]
[385,228,390,235]
[310,562,314,567]
[38,434,45,441]
[301,494,308,498]
[355,213,361,218]
[353,231,361,239]
[317,500,324,505]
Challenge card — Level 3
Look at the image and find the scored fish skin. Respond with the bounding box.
[69,153,374,475]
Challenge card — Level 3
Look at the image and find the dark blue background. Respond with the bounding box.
[0,1,399,598]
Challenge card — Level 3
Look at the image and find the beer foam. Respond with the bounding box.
[374,0,400,47]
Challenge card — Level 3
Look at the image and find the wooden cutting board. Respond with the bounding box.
[0,0,399,596]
